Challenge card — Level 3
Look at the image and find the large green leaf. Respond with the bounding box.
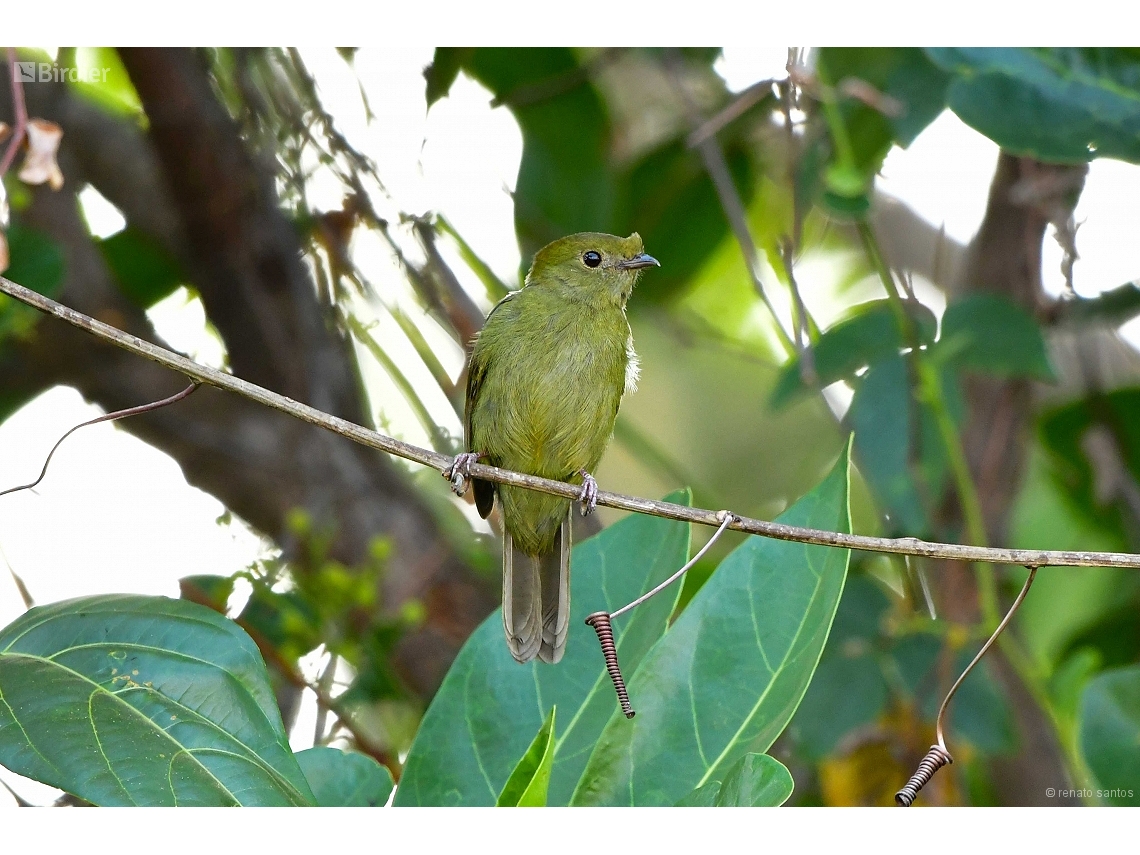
[0,595,314,806]
[570,445,851,805]
[295,746,394,806]
[926,48,1140,164]
[1078,666,1140,805]
[496,706,556,807]
[394,491,692,806]
[771,298,937,408]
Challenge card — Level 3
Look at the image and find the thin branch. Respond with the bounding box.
[0,48,27,177]
[0,383,199,499]
[686,78,777,149]
[662,54,796,356]
[3,274,1140,571]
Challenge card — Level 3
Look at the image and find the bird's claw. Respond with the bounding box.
[444,452,482,496]
[578,470,599,516]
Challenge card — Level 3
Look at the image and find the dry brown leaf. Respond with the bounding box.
[18,118,64,190]
[0,229,8,274]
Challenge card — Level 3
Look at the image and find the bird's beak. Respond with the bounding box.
[618,253,660,270]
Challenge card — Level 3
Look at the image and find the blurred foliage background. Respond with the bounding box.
[2,47,1140,806]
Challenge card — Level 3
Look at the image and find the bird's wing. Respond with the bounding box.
[465,291,516,520]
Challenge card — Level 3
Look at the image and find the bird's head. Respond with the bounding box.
[525,232,659,305]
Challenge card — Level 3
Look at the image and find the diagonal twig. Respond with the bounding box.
[3,274,1140,572]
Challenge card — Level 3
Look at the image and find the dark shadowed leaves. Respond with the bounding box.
[571,445,850,805]
[849,355,958,536]
[1078,665,1140,805]
[0,595,314,806]
[926,48,1140,164]
[295,746,394,806]
[937,293,1054,381]
[788,575,892,759]
[97,227,185,309]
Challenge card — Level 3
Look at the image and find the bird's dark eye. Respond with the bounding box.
[582,250,602,268]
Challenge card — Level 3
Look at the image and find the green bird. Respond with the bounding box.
[445,232,659,664]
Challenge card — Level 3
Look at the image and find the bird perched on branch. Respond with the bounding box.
[445,232,659,664]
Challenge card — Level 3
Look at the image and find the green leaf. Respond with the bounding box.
[456,48,613,266]
[1038,388,1140,547]
[674,753,793,807]
[97,227,185,309]
[295,746,394,806]
[771,299,937,408]
[850,354,959,535]
[3,223,65,296]
[71,48,143,118]
[394,491,692,806]
[819,48,951,153]
[424,48,473,108]
[0,594,314,806]
[614,136,754,301]
[926,48,1140,164]
[1078,666,1140,805]
[675,780,722,806]
[496,706,556,807]
[936,293,1054,380]
[571,444,851,806]
[714,753,794,806]
[890,632,1017,755]
[786,575,891,758]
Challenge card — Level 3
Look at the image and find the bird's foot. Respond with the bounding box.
[444,452,483,496]
[578,470,599,516]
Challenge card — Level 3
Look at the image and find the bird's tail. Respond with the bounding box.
[503,506,571,664]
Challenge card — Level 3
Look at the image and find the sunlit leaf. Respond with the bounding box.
[496,706,556,807]
[0,595,314,806]
[571,445,851,805]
